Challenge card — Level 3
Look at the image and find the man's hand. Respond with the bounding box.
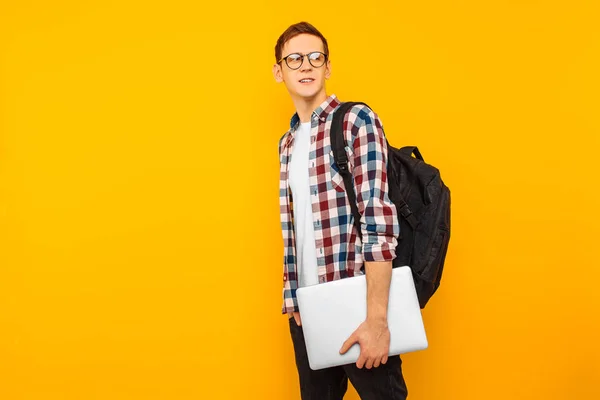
[288,311,301,326]
[339,317,390,369]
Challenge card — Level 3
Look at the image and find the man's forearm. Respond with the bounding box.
[364,260,393,324]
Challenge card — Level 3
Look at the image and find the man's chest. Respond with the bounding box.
[284,123,353,177]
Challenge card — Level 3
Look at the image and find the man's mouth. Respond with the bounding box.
[299,78,315,84]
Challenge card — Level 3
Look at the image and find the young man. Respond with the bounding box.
[273,22,408,399]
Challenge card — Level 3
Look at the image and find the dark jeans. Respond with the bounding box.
[289,316,409,400]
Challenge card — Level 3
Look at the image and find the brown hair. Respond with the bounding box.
[274,21,329,64]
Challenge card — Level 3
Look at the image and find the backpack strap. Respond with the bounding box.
[396,196,419,230]
[399,146,424,161]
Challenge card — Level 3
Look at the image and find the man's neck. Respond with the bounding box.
[293,91,328,123]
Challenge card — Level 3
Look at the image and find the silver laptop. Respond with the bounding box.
[296,265,428,370]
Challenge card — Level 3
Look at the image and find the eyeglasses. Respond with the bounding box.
[277,51,328,70]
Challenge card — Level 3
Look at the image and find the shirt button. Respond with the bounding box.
[283,276,287,281]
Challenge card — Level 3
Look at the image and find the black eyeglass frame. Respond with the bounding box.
[277,51,329,70]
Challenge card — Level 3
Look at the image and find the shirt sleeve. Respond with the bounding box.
[351,105,400,262]
[278,132,299,314]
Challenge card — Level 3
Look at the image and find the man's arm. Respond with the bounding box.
[279,132,300,316]
[365,260,392,324]
[339,105,399,369]
[351,106,399,264]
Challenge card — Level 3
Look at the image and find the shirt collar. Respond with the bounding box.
[288,93,341,131]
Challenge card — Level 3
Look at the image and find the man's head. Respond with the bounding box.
[273,22,331,101]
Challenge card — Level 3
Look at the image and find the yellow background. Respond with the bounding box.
[1,1,599,399]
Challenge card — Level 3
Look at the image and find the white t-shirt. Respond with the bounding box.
[288,121,319,288]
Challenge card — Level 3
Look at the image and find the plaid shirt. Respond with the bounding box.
[278,93,400,314]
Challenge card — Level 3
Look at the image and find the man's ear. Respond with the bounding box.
[273,64,283,83]
[325,59,332,80]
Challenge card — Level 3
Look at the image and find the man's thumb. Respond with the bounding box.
[339,334,357,354]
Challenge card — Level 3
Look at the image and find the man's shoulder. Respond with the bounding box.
[340,103,387,148]
[279,130,289,143]
[278,130,290,147]
[278,129,292,157]
[346,103,377,124]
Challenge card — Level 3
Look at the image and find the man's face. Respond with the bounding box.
[273,33,331,99]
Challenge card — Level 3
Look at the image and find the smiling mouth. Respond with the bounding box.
[299,78,315,84]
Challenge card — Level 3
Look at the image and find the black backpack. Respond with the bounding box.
[331,101,451,309]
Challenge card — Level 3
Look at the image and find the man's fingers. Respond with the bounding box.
[355,354,366,369]
[365,357,374,369]
[381,355,388,365]
[294,312,301,326]
[373,356,381,368]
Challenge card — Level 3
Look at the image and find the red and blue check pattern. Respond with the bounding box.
[278,93,399,314]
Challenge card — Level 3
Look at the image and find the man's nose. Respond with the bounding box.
[300,55,313,71]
